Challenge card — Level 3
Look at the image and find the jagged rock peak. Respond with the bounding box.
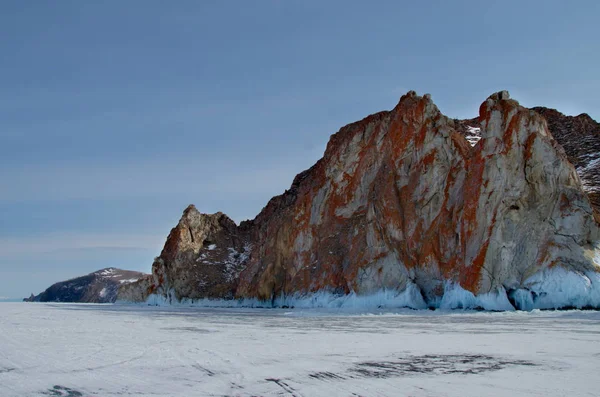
[488,90,511,101]
[181,204,235,227]
[394,90,438,111]
[183,203,198,214]
[119,204,251,303]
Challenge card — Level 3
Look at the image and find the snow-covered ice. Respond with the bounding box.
[1,303,600,396]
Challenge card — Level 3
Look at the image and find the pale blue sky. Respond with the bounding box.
[1,0,599,298]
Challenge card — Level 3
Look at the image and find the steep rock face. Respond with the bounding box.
[25,268,146,303]
[457,107,600,218]
[530,107,600,215]
[119,91,600,309]
[237,91,598,304]
[118,206,251,302]
[464,94,597,299]
[237,92,471,302]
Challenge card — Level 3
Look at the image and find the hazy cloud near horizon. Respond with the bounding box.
[1,0,599,298]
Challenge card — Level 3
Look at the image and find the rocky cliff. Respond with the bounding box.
[457,106,600,218]
[25,268,146,303]
[119,91,600,310]
[118,211,252,303]
[530,107,600,216]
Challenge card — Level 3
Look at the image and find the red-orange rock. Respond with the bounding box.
[119,91,600,310]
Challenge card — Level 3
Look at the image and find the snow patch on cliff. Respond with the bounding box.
[119,278,140,284]
[223,244,251,282]
[577,154,600,174]
[465,126,482,146]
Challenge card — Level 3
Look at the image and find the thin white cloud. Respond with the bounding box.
[0,232,165,257]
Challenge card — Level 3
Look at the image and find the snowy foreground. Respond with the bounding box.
[1,303,600,397]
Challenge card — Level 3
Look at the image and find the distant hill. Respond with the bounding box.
[24,268,147,303]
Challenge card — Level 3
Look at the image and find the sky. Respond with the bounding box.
[1,1,599,298]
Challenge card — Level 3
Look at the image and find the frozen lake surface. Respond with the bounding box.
[1,303,599,396]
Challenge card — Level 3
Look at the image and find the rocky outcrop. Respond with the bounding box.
[119,91,600,310]
[457,107,600,219]
[25,268,146,303]
[530,107,600,216]
[118,208,251,303]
